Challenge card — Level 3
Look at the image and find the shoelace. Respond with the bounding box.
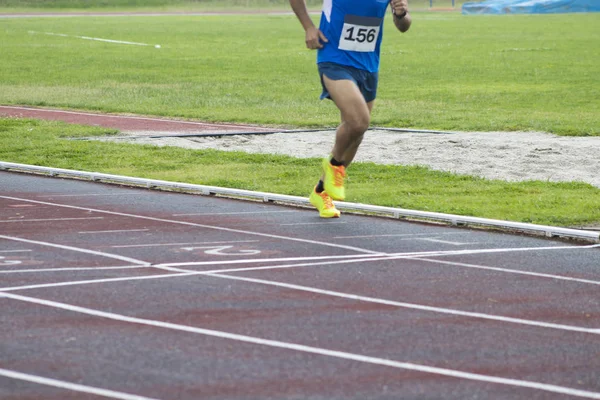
[332,165,346,187]
[319,192,334,209]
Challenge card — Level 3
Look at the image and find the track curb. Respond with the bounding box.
[1,161,598,243]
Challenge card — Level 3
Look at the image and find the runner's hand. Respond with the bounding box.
[305,26,328,49]
[391,0,408,16]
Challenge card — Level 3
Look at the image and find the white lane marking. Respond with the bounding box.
[415,258,600,286]
[0,217,104,223]
[39,193,140,197]
[173,211,297,216]
[182,245,261,256]
[0,249,32,253]
[333,232,467,239]
[156,253,390,268]
[29,30,160,48]
[79,229,149,234]
[416,238,473,246]
[385,244,600,258]
[0,235,150,266]
[0,265,148,274]
[111,240,259,248]
[0,196,380,255]
[0,256,22,266]
[0,106,274,131]
[0,367,160,400]
[2,244,598,292]
[203,273,600,335]
[279,222,348,226]
[2,292,600,399]
[0,272,192,292]
[0,256,393,292]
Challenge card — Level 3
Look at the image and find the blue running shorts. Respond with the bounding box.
[318,62,379,103]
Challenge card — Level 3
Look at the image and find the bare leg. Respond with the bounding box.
[322,75,372,165]
[339,101,374,167]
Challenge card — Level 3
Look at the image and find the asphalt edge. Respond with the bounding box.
[1,161,598,244]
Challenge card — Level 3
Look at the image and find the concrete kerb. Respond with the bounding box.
[1,161,598,244]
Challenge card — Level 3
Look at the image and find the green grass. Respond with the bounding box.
[0,13,598,134]
[0,10,598,227]
[0,0,449,12]
[2,118,599,227]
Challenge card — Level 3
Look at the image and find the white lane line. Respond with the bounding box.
[385,244,600,258]
[333,232,467,239]
[0,265,148,274]
[0,235,150,266]
[0,249,32,253]
[280,222,348,226]
[0,271,192,292]
[29,30,160,48]
[0,217,104,223]
[2,292,600,399]
[156,253,386,268]
[111,240,259,248]
[39,193,140,197]
[0,256,394,292]
[79,229,149,234]
[414,258,600,286]
[2,244,598,292]
[0,196,380,255]
[416,238,473,246]
[173,211,297,216]
[202,273,600,335]
[0,367,160,400]
[0,106,274,131]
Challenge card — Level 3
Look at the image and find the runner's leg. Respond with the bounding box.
[339,101,374,167]
[322,75,371,165]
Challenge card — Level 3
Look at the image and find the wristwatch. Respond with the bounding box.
[394,10,407,19]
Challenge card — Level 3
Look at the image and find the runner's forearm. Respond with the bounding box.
[289,0,316,31]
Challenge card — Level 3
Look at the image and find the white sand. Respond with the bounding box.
[110,129,600,188]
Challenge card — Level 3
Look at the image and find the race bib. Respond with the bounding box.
[338,15,382,53]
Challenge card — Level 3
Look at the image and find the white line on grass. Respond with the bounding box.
[0,367,160,400]
[2,292,600,399]
[0,235,150,266]
[28,30,161,48]
[0,195,381,255]
[0,249,31,253]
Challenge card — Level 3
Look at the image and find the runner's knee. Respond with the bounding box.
[344,112,370,135]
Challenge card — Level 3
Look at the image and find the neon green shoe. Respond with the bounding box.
[322,158,346,201]
[309,187,341,218]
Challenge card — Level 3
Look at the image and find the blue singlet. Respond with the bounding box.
[317,0,390,73]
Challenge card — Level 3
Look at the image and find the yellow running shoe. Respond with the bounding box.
[309,187,341,218]
[322,158,346,201]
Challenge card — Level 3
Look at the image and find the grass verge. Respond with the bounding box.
[2,118,599,227]
[0,13,598,135]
